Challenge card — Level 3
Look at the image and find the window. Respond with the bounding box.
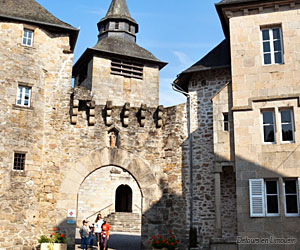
[265,180,280,216]
[261,27,283,65]
[16,85,31,107]
[13,153,26,171]
[249,179,280,217]
[115,22,119,29]
[262,110,275,143]
[284,179,299,216]
[22,29,33,46]
[280,109,294,142]
[111,59,143,79]
[223,113,229,131]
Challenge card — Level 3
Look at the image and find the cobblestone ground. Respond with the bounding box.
[75,232,141,250]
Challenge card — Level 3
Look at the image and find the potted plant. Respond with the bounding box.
[38,228,67,250]
[149,230,179,250]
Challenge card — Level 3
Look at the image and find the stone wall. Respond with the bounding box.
[187,68,233,247]
[0,20,73,249]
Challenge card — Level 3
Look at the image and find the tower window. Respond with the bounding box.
[22,29,34,47]
[13,153,26,171]
[115,22,119,29]
[16,85,31,107]
[223,113,229,131]
[111,59,143,79]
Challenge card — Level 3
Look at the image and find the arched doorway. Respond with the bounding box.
[115,184,132,212]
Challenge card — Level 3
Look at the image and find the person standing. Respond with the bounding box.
[94,214,104,250]
[79,220,90,250]
[100,220,110,250]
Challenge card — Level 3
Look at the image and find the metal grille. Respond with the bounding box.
[13,153,26,171]
[111,59,143,79]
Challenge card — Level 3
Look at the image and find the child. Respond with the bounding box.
[79,220,90,250]
[88,224,95,249]
[100,220,110,250]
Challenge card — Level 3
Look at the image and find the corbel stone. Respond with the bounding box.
[106,101,113,126]
[71,99,79,124]
[88,100,95,126]
[122,102,130,127]
[156,105,163,128]
[139,104,147,127]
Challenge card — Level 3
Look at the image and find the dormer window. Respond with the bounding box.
[22,29,33,47]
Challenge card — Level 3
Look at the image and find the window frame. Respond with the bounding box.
[261,109,276,144]
[22,29,34,47]
[13,152,26,171]
[283,179,300,216]
[223,112,229,131]
[16,85,32,107]
[264,180,280,217]
[279,108,295,143]
[261,26,284,65]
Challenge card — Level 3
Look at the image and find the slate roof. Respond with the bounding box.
[216,0,263,5]
[0,0,78,49]
[100,0,137,25]
[174,39,230,91]
[73,37,167,76]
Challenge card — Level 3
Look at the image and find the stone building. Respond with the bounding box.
[175,0,300,249]
[1,0,300,249]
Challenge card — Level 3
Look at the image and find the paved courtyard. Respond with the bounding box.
[75,231,141,250]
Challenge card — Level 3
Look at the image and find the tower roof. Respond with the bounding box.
[100,0,138,27]
[0,0,78,50]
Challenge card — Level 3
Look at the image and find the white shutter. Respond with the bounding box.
[249,179,265,217]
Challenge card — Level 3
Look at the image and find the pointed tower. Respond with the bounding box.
[73,0,167,108]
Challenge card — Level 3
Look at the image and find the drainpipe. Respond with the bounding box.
[171,83,193,230]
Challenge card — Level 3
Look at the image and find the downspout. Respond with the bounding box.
[171,82,193,230]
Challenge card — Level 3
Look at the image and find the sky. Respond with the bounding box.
[37,0,224,107]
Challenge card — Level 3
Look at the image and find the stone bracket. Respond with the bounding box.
[105,101,113,126]
[87,100,95,126]
[71,99,79,124]
[139,104,147,127]
[122,102,130,127]
[156,105,164,128]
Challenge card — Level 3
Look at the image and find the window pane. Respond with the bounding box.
[267,196,279,213]
[264,126,275,142]
[266,181,277,194]
[263,111,274,124]
[286,195,298,213]
[285,180,297,194]
[274,52,283,64]
[28,31,32,38]
[273,28,280,39]
[282,124,293,141]
[262,30,270,40]
[281,110,291,123]
[264,53,271,64]
[273,40,281,51]
[263,42,271,52]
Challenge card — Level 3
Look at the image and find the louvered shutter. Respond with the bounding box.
[249,179,265,217]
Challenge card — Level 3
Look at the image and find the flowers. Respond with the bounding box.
[38,227,67,244]
[149,230,179,250]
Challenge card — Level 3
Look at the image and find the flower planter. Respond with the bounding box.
[40,243,67,250]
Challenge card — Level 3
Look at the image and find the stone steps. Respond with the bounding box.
[105,212,141,233]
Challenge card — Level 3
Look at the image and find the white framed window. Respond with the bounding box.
[223,113,229,131]
[262,110,276,143]
[265,180,280,216]
[16,85,31,107]
[279,109,294,143]
[22,29,34,47]
[283,179,300,216]
[261,27,283,65]
[249,179,280,217]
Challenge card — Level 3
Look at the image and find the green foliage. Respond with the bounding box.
[189,227,197,247]
[149,230,179,250]
[38,235,50,243]
[38,228,67,244]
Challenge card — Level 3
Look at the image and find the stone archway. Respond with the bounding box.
[57,147,161,246]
